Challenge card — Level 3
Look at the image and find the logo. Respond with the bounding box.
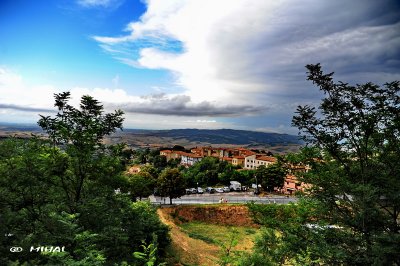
[10,247,23,252]
[30,246,65,253]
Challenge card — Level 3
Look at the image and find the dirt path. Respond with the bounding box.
[157,208,220,266]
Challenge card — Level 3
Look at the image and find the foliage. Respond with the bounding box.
[291,64,400,264]
[183,156,220,186]
[132,236,167,266]
[157,168,186,204]
[243,64,400,265]
[140,164,159,179]
[149,155,168,170]
[132,148,151,165]
[183,156,243,187]
[126,172,156,201]
[255,162,286,192]
[216,228,240,266]
[0,92,169,265]
[243,201,331,265]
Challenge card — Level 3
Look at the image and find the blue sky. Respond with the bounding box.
[0,0,399,133]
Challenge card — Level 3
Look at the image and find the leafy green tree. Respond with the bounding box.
[166,157,181,168]
[140,164,159,179]
[38,91,125,209]
[243,64,400,265]
[183,157,220,186]
[126,172,156,201]
[0,138,72,265]
[150,155,168,170]
[290,64,400,264]
[157,168,186,204]
[0,92,169,265]
[255,162,286,192]
[133,148,151,164]
[242,201,324,266]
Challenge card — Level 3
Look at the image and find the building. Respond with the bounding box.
[220,157,233,163]
[160,150,184,161]
[280,174,309,195]
[180,152,203,166]
[255,156,277,167]
[160,146,274,168]
[244,155,277,169]
[232,156,245,167]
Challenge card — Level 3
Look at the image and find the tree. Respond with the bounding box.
[150,155,168,170]
[38,91,125,209]
[126,172,156,201]
[243,201,324,266]
[255,162,286,192]
[157,168,186,204]
[289,64,400,264]
[1,92,169,265]
[183,157,220,186]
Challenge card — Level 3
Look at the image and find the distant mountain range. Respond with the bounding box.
[0,123,303,153]
[122,128,303,146]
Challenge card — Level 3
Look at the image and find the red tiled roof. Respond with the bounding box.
[179,152,203,158]
[256,156,277,162]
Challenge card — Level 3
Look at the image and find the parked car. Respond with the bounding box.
[206,187,215,193]
[215,187,224,193]
[185,188,192,194]
[190,188,197,194]
[197,187,204,194]
[223,187,230,192]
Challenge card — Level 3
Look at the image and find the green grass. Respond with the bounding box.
[179,221,258,245]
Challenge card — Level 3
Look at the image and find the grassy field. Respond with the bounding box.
[179,221,258,248]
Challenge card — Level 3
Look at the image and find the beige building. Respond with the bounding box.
[160,150,184,161]
[244,155,277,169]
[232,156,245,167]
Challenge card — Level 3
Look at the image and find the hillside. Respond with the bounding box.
[0,123,303,153]
[112,128,303,154]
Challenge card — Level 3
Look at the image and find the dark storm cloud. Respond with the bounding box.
[109,94,266,117]
[0,103,53,113]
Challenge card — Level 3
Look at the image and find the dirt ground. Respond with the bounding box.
[161,205,258,227]
[158,205,258,266]
[158,208,220,266]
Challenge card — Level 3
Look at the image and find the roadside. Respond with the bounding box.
[151,192,297,205]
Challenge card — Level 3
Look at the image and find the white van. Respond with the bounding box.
[229,181,242,191]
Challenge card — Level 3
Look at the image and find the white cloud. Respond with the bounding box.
[0,67,263,130]
[0,67,56,110]
[77,0,122,8]
[93,0,400,108]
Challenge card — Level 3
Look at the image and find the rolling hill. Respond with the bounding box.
[0,123,303,153]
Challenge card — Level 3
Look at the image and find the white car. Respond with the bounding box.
[197,187,204,194]
[215,187,224,193]
[223,187,230,192]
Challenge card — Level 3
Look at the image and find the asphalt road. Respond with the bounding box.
[150,192,297,205]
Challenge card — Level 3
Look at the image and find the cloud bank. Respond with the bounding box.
[94,0,400,106]
[112,93,266,117]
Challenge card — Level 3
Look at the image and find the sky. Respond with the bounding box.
[0,0,399,134]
